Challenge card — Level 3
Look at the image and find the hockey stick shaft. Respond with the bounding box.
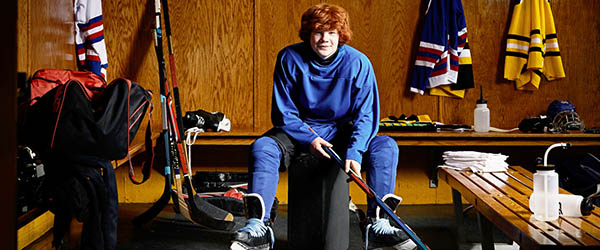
[153,0,233,229]
[322,145,430,250]
[131,15,175,223]
[161,0,186,150]
[160,0,201,202]
[153,0,194,219]
[131,129,172,225]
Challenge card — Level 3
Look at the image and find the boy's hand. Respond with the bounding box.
[310,137,333,159]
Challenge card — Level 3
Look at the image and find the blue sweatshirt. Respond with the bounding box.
[271,42,379,164]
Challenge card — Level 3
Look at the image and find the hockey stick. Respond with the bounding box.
[133,0,191,225]
[131,131,172,225]
[150,0,234,230]
[161,0,186,142]
[161,0,197,190]
[309,129,430,250]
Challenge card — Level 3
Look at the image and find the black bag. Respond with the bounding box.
[23,75,152,160]
[555,153,600,206]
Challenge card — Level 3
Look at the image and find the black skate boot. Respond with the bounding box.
[365,194,417,250]
[230,193,274,250]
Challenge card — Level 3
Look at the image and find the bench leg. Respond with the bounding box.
[477,211,495,250]
[429,149,441,188]
[451,189,466,248]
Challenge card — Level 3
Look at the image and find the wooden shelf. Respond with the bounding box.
[187,131,600,147]
[380,131,600,146]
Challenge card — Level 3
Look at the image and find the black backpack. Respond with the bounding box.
[20,69,154,183]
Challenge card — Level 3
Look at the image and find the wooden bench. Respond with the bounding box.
[188,131,600,146]
[190,131,600,188]
[440,166,600,249]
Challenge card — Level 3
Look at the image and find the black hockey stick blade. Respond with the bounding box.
[189,194,235,231]
[132,184,170,226]
[132,148,172,225]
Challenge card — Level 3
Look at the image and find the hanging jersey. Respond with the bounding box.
[74,0,108,80]
[504,0,565,90]
[410,0,473,97]
[430,39,474,98]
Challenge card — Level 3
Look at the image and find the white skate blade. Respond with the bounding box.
[230,241,247,250]
[230,240,270,250]
[393,239,417,250]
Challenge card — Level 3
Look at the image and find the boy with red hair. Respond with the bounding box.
[231,4,415,250]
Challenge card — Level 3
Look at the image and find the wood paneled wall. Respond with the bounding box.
[15,0,600,205]
[19,0,600,134]
[101,0,600,134]
[17,0,76,74]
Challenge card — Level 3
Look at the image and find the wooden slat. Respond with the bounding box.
[441,169,555,248]
[478,172,597,246]
[508,167,600,240]
[17,211,53,250]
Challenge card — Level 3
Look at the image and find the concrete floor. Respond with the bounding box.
[26,203,519,250]
[115,203,516,250]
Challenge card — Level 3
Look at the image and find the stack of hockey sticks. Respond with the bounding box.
[132,0,234,230]
[309,128,430,250]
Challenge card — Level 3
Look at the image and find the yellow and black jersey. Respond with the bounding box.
[504,0,565,91]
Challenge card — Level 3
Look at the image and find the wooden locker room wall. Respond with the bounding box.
[17,0,600,205]
[17,0,600,141]
[18,0,76,74]
[100,0,600,135]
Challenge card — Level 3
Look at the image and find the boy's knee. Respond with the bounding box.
[370,136,398,155]
[251,137,282,160]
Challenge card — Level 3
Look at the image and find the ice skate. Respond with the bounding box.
[365,194,417,250]
[230,193,274,250]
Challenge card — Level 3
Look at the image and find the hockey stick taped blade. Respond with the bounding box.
[190,194,235,230]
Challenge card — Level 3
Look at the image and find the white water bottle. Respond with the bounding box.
[557,194,595,217]
[529,164,560,221]
[529,143,572,221]
[474,86,490,132]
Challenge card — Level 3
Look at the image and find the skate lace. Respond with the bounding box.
[240,218,274,242]
[370,218,399,235]
[365,218,401,250]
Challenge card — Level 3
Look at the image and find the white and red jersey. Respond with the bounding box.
[410,0,473,97]
[74,0,108,80]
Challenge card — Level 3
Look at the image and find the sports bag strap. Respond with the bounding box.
[129,101,154,185]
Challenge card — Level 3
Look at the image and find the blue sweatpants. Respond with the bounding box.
[249,133,399,220]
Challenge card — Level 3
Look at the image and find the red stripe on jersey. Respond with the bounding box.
[430,67,447,77]
[86,19,103,30]
[418,46,444,55]
[87,30,104,40]
[416,55,437,63]
[86,55,101,62]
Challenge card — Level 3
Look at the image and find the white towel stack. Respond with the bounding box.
[440,151,509,173]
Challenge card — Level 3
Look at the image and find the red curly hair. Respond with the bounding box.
[299,3,352,46]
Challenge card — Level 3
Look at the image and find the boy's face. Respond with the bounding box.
[310,29,339,59]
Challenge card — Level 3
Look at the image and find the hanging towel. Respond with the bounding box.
[74,0,108,80]
[504,0,565,91]
[410,0,474,98]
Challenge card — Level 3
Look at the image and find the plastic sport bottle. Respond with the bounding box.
[529,163,560,221]
[474,86,490,132]
[529,143,571,221]
[557,194,595,217]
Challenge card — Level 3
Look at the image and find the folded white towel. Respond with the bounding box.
[440,151,509,173]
